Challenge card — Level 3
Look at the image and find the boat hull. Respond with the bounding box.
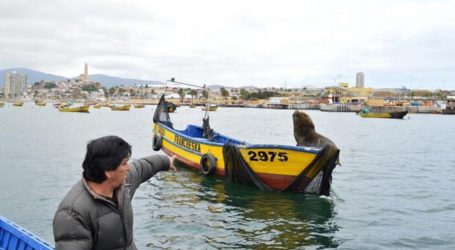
[154,123,338,193]
[1,216,53,250]
[59,105,90,113]
[111,104,131,111]
[360,111,408,119]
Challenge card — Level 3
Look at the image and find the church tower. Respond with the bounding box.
[84,63,88,82]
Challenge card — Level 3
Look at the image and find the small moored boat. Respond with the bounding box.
[359,111,408,119]
[358,106,408,119]
[53,102,63,108]
[13,101,24,107]
[59,105,90,113]
[202,104,218,111]
[442,97,455,115]
[111,104,131,111]
[35,100,46,106]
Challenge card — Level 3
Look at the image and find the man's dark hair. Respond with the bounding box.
[82,135,132,183]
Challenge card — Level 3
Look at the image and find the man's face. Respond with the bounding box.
[107,157,130,187]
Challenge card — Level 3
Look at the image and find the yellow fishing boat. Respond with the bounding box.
[359,107,408,119]
[53,102,63,108]
[13,101,24,107]
[111,104,131,111]
[35,100,46,106]
[59,105,90,113]
[93,103,102,109]
[152,94,339,195]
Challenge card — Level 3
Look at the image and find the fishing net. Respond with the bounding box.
[223,143,273,191]
[285,145,339,195]
[223,143,339,195]
[202,117,215,140]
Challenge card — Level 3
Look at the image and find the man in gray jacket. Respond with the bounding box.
[53,135,176,250]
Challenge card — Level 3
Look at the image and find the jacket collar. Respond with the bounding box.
[82,178,109,200]
[82,178,127,209]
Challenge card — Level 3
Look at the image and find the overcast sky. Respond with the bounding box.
[1,0,454,89]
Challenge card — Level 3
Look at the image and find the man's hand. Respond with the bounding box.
[168,154,177,171]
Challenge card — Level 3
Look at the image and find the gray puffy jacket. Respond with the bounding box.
[53,154,170,250]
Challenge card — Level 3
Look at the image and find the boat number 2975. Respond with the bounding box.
[247,151,288,162]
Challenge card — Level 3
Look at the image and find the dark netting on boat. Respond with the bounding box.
[319,148,339,196]
[167,101,177,111]
[223,143,273,191]
[202,117,215,140]
[153,94,173,128]
[285,145,340,196]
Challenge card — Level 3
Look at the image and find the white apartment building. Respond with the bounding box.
[356,72,365,88]
[4,71,27,99]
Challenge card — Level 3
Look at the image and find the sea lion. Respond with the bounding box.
[292,110,338,149]
[292,110,341,195]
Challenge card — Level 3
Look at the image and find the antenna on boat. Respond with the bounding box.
[165,78,206,90]
[202,84,210,120]
[164,78,213,135]
[164,78,211,116]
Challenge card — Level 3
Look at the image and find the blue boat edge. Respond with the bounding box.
[0,216,54,250]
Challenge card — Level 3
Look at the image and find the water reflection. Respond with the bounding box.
[199,176,338,249]
[142,161,338,249]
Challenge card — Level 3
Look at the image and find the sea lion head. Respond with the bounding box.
[293,110,315,143]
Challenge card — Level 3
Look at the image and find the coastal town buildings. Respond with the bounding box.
[2,64,454,114]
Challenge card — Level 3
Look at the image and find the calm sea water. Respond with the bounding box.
[1,103,454,249]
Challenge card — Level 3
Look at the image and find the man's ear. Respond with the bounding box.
[104,170,111,179]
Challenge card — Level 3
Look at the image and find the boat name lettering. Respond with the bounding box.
[174,135,201,152]
[248,151,288,162]
[157,126,166,136]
